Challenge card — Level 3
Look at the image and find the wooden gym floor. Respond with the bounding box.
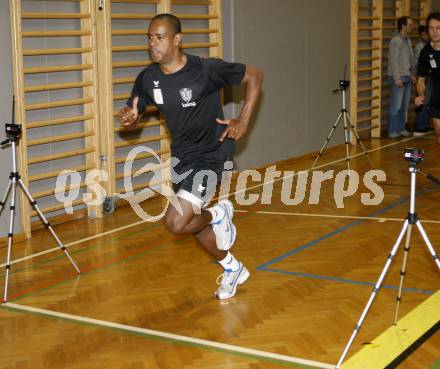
[0,133,439,369]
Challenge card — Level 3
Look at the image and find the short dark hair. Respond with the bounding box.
[418,25,427,35]
[150,13,182,35]
[397,16,411,31]
[427,12,440,28]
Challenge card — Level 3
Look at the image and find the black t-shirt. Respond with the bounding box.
[417,43,440,103]
[127,54,245,161]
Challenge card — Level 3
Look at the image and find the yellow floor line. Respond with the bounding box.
[340,290,440,369]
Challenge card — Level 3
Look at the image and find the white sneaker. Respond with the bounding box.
[210,200,236,251]
[215,262,249,299]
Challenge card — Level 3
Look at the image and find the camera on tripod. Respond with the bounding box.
[339,79,350,89]
[5,123,22,140]
[0,96,80,303]
[404,148,424,165]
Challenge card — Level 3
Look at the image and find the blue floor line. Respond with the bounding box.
[256,188,435,295]
[262,268,434,295]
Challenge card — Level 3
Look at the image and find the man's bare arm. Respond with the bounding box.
[119,96,140,127]
[415,77,426,106]
[218,65,264,141]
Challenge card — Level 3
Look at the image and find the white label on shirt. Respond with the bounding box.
[430,55,437,69]
[153,88,163,104]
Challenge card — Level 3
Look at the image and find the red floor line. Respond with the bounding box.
[6,234,187,302]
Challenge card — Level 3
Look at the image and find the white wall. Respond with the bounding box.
[228,0,351,170]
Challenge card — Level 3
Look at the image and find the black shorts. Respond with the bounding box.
[429,100,440,119]
[172,157,233,204]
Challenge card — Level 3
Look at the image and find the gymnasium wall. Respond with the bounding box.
[226,0,351,170]
[0,0,394,236]
[0,0,350,236]
[0,1,21,236]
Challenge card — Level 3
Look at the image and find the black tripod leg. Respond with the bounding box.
[393,223,412,324]
[342,112,351,173]
[0,180,13,215]
[416,220,440,270]
[3,179,17,303]
[345,114,375,169]
[17,178,80,274]
[335,220,409,369]
[312,112,343,169]
[419,171,440,186]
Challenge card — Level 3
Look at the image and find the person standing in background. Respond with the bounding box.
[416,12,440,145]
[387,16,415,139]
[413,25,431,135]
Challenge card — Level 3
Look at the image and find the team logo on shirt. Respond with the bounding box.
[153,80,164,104]
[180,88,197,108]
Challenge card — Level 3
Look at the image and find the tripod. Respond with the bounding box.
[312,80,374,171]
[335,150,440,369]
[1,103,80,303]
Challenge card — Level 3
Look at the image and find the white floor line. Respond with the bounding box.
[219,136,417,199]
[1,218,155,268]
[253,210,440,224]
[2,136,418,268]
[226,208,440,223]
[2,302,335,369]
